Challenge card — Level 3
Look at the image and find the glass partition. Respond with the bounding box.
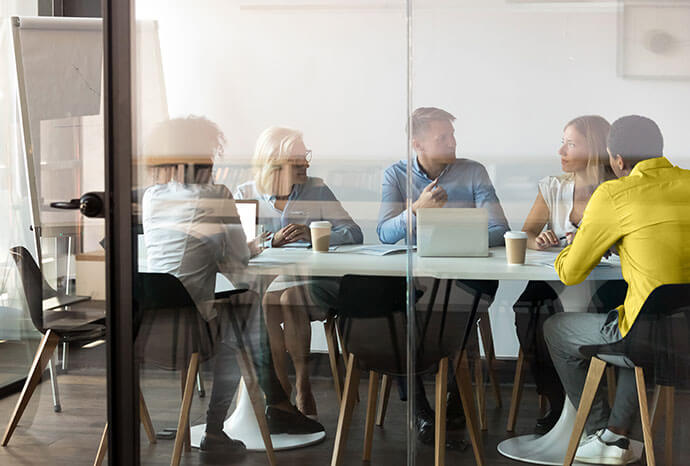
[3,0,689,464]
[0,3,108,465]
[131,1,411,464]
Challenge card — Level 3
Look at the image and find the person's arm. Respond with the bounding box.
[473,165,510,247]
[522,191,556,250]
[318,185,364,245]
[555,186,621,286]
[377,168,408,244]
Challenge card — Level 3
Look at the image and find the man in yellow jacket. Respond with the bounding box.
[544,115,690,465]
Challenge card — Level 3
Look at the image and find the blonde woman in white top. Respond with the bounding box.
[524,115,615,249]
[519,115,614,434]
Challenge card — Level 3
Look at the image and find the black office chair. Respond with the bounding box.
[564,284,690,466]
[455,280,563,431]
[2,246,157,455]
[93,272,277,466]
[1,246,123,444]
[330,275,484,466]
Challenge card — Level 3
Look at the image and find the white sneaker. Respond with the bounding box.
[575,429,638,465]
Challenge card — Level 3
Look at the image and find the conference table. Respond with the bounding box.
[191,245,637,463]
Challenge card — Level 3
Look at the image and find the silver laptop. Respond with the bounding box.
[417,208,489,257]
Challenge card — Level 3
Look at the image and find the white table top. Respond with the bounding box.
[247,246,622,281]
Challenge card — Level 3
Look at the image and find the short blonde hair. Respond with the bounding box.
[410,107,456,139]
[253,126,304,194]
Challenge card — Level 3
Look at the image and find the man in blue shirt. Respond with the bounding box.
[377,107,510,445]
[377,107,509,246]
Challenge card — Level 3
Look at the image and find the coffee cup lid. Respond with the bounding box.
[310,221,332,229]
[504,231,528,239]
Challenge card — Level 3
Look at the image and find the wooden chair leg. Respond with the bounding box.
[376,374,392,427]
[324,318,344,403]
[478,316,502,408]
[506,348,525,432]
[455,352,484,466]
[650,385,663,432]
[2,329,60,446]
[563,357,607,466]
[606,366,617,408]
[331,353,362,466]
[171,353,199,466]
[178,367,192,453]
[664,386,674,466]
[139,390,157,444]
[435,358,448,466]
[473,355,487,431]
[635,367,656,466]
[235,347,277,466]
[94,423,108,466]
[363,371,380,462]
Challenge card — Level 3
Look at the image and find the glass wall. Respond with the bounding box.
[131,1,411,464]
[2,0,690,465]
[0,3,108,466]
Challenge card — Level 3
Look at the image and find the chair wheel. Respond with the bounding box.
[54,404,62,413]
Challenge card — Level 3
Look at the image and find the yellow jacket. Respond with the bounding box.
[555,157,690,336]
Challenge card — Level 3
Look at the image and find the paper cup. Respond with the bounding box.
[310,221,332,252]
[504,231,528,265]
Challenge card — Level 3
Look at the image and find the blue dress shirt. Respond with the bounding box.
[236,177,363,247]
[377,157,509,246]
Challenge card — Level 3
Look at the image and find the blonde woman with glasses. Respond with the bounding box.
[236,126,363,418]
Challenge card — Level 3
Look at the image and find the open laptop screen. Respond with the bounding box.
[235,199,258,240]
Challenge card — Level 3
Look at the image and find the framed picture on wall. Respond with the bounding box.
[619,1,690,80]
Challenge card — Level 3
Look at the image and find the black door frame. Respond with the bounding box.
[103,0,138,464]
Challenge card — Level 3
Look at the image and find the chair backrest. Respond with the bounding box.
[591,283,690,386]
[335,275,466,376]
[134,272,216,370]
[9,246,57,333]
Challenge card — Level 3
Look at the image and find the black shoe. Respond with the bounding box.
[266,405,325,435]
[199,430,246,460]
[415,407,435,445]
[534,409,560,435]
[446,392,465,431]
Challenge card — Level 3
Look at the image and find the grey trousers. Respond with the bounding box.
[543,310,638,434]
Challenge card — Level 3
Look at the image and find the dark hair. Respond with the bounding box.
[410,107,456,139]
[607,115,663,168]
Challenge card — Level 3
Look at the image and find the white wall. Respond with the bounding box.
[136,0,690,229]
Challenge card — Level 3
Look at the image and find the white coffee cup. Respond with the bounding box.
[310,221,332,252]
[504,231,528,265]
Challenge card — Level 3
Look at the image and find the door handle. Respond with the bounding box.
[50,191,105,218]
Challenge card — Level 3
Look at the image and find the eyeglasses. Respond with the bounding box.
[283,150,312,165]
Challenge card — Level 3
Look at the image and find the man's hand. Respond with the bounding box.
[247,231,270,258]
[535,229,561,250]
[272,223,311,247]
[412,178,447,215]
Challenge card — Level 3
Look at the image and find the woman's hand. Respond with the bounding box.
[247,231,270,258]
[272,223,311,247]
[565,232,574,245]
[535,229,560,250]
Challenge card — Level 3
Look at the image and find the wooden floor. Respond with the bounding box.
[0,346,687,465]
